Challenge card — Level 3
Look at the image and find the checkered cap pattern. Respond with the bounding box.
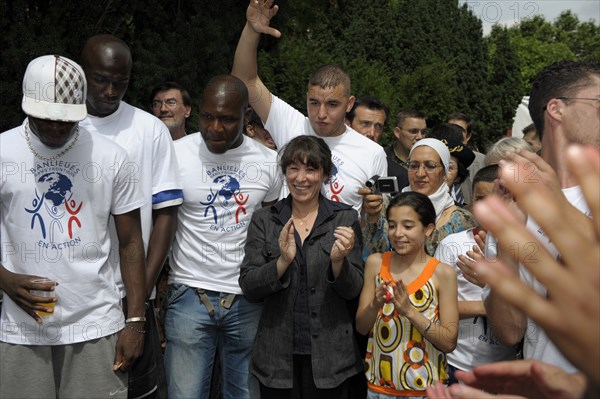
[54,56,85,105]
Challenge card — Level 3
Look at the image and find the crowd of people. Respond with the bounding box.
[0,1,598,398]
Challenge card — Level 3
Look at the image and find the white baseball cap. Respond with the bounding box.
[22,55,87,122]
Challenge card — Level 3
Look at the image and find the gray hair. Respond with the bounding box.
[485,137,533,165]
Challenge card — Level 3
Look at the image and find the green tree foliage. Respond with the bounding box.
[485,26,524,143]
[253,0,492,147]
[443,4,491,150]
[506,10,599,93]
[0,0,246,132]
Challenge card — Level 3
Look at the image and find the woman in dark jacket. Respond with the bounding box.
[239,135,364,399]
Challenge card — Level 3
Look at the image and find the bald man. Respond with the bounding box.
[165,75,282,399]
[79,34,183,399]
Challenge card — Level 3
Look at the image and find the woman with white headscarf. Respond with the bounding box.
[403,138,477,254]
[362,138,477,256]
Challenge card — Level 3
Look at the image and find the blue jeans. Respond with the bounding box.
[164,284,262,399]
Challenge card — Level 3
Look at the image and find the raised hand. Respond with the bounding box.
[330,226,355,263]
[247,0,281,38]
[390,280,412,316]
[471,145,600,387]
[372,279,391,309]
[279,218,296,264]
[427,360,587,399]
[502,149,562,200]
[457,243,486,288]
[358,187,383,223]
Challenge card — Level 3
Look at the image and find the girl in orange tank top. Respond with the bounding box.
[356,192,458,398]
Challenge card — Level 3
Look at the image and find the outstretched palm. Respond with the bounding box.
[247,0,281,38]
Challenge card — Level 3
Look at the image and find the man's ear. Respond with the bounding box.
[244,106,253,126]
[545,98,563,122]
[465,132,472,144]
[346,95,356,113]
[184,105,191,118]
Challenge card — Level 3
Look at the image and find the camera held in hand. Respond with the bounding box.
[365,175,399,194]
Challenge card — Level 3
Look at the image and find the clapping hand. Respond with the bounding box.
[426,360,587,399]
[471,145,600,387]
[278,218,296,264]
[457,243,486,288]
[389,280,412,316]
[330,226,355,263]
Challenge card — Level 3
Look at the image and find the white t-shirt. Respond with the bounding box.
[170,133,282,294]
[80,102,183,297]
[435,229,518,371]
[265,95,387,213]
[0,121,145,345]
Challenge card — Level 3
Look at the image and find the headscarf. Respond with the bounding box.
[410,138,451,174]
[403,138,455,222]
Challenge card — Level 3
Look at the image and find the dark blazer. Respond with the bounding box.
[239,195,364,390]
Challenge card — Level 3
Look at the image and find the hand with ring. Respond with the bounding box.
[457,245,486,288]
[330,226,355,264]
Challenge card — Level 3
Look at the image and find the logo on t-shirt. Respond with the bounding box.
[200,174,248,232]
[25,163,83,249]
[325,163,344,202]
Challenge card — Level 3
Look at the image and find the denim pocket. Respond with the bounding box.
[165,283,188,308]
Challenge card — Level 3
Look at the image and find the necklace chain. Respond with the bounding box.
[25,121,80,162]
[293,208,318,232]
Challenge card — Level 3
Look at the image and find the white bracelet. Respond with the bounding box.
[125,316,146,323]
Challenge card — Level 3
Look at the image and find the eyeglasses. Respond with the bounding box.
[407,161,442,173]
[556,96,600,105]
[400,128,430,136]
[151,99,179,109]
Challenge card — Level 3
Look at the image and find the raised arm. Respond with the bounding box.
[232,0,281,122]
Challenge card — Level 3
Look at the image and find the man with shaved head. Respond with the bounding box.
[80,34,133,117]
[165,74,282,399]
[79,34,183,399]
[232,1,387,215]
